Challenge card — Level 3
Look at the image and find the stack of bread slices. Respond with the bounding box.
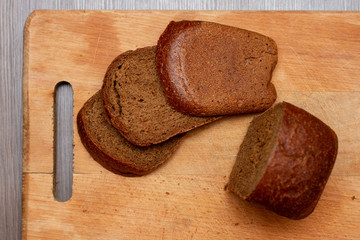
[77,20,338,219]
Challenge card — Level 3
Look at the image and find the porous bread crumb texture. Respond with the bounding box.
[156,20,278,116]
[77,91,183,176]
[228,102,338,219]
[228,103,284,197]
[102,46,219,147]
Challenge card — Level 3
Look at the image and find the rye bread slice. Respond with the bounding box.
[227,102,338,219]
[77,91,183,176]
[102,46,219,147]
[156,20,278,116]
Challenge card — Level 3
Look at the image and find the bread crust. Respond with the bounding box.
[156,20,278,116]
[77,93,183,176]
[101,46,220,146]
[77,108,139,176]
[101,49,137,143]
[247,102,338,219]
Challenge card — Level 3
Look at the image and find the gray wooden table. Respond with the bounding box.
[1,0,359,239]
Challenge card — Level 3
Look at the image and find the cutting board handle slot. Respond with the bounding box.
[53,81,73,202]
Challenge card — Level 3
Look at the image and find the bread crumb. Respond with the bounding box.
[352,196,356,200]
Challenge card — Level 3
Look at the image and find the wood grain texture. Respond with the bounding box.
[1,1,359,240]
[22,11,360,239]
[54,83,73,202]
[22,173,360,240]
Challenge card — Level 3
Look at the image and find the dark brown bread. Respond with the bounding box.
[102,46,219,147]
[156,20,278,116]
[77,91,183,176]
[228,102,338,219]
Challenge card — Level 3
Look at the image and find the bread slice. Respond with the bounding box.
[101,46,220,147]
[156,20,278,116]
[77,91,183,176]
[227,102,338,219]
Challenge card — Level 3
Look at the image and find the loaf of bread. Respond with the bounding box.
[77,91,183,176]
[227,102,338,219]
[101,46,220,147]
[156,20,278,116]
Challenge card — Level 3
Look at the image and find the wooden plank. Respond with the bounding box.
[54,83,73,202]
[22,173,360,240]
[23,11,360,239]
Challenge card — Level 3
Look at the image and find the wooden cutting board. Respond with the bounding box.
[23,10,360,239]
